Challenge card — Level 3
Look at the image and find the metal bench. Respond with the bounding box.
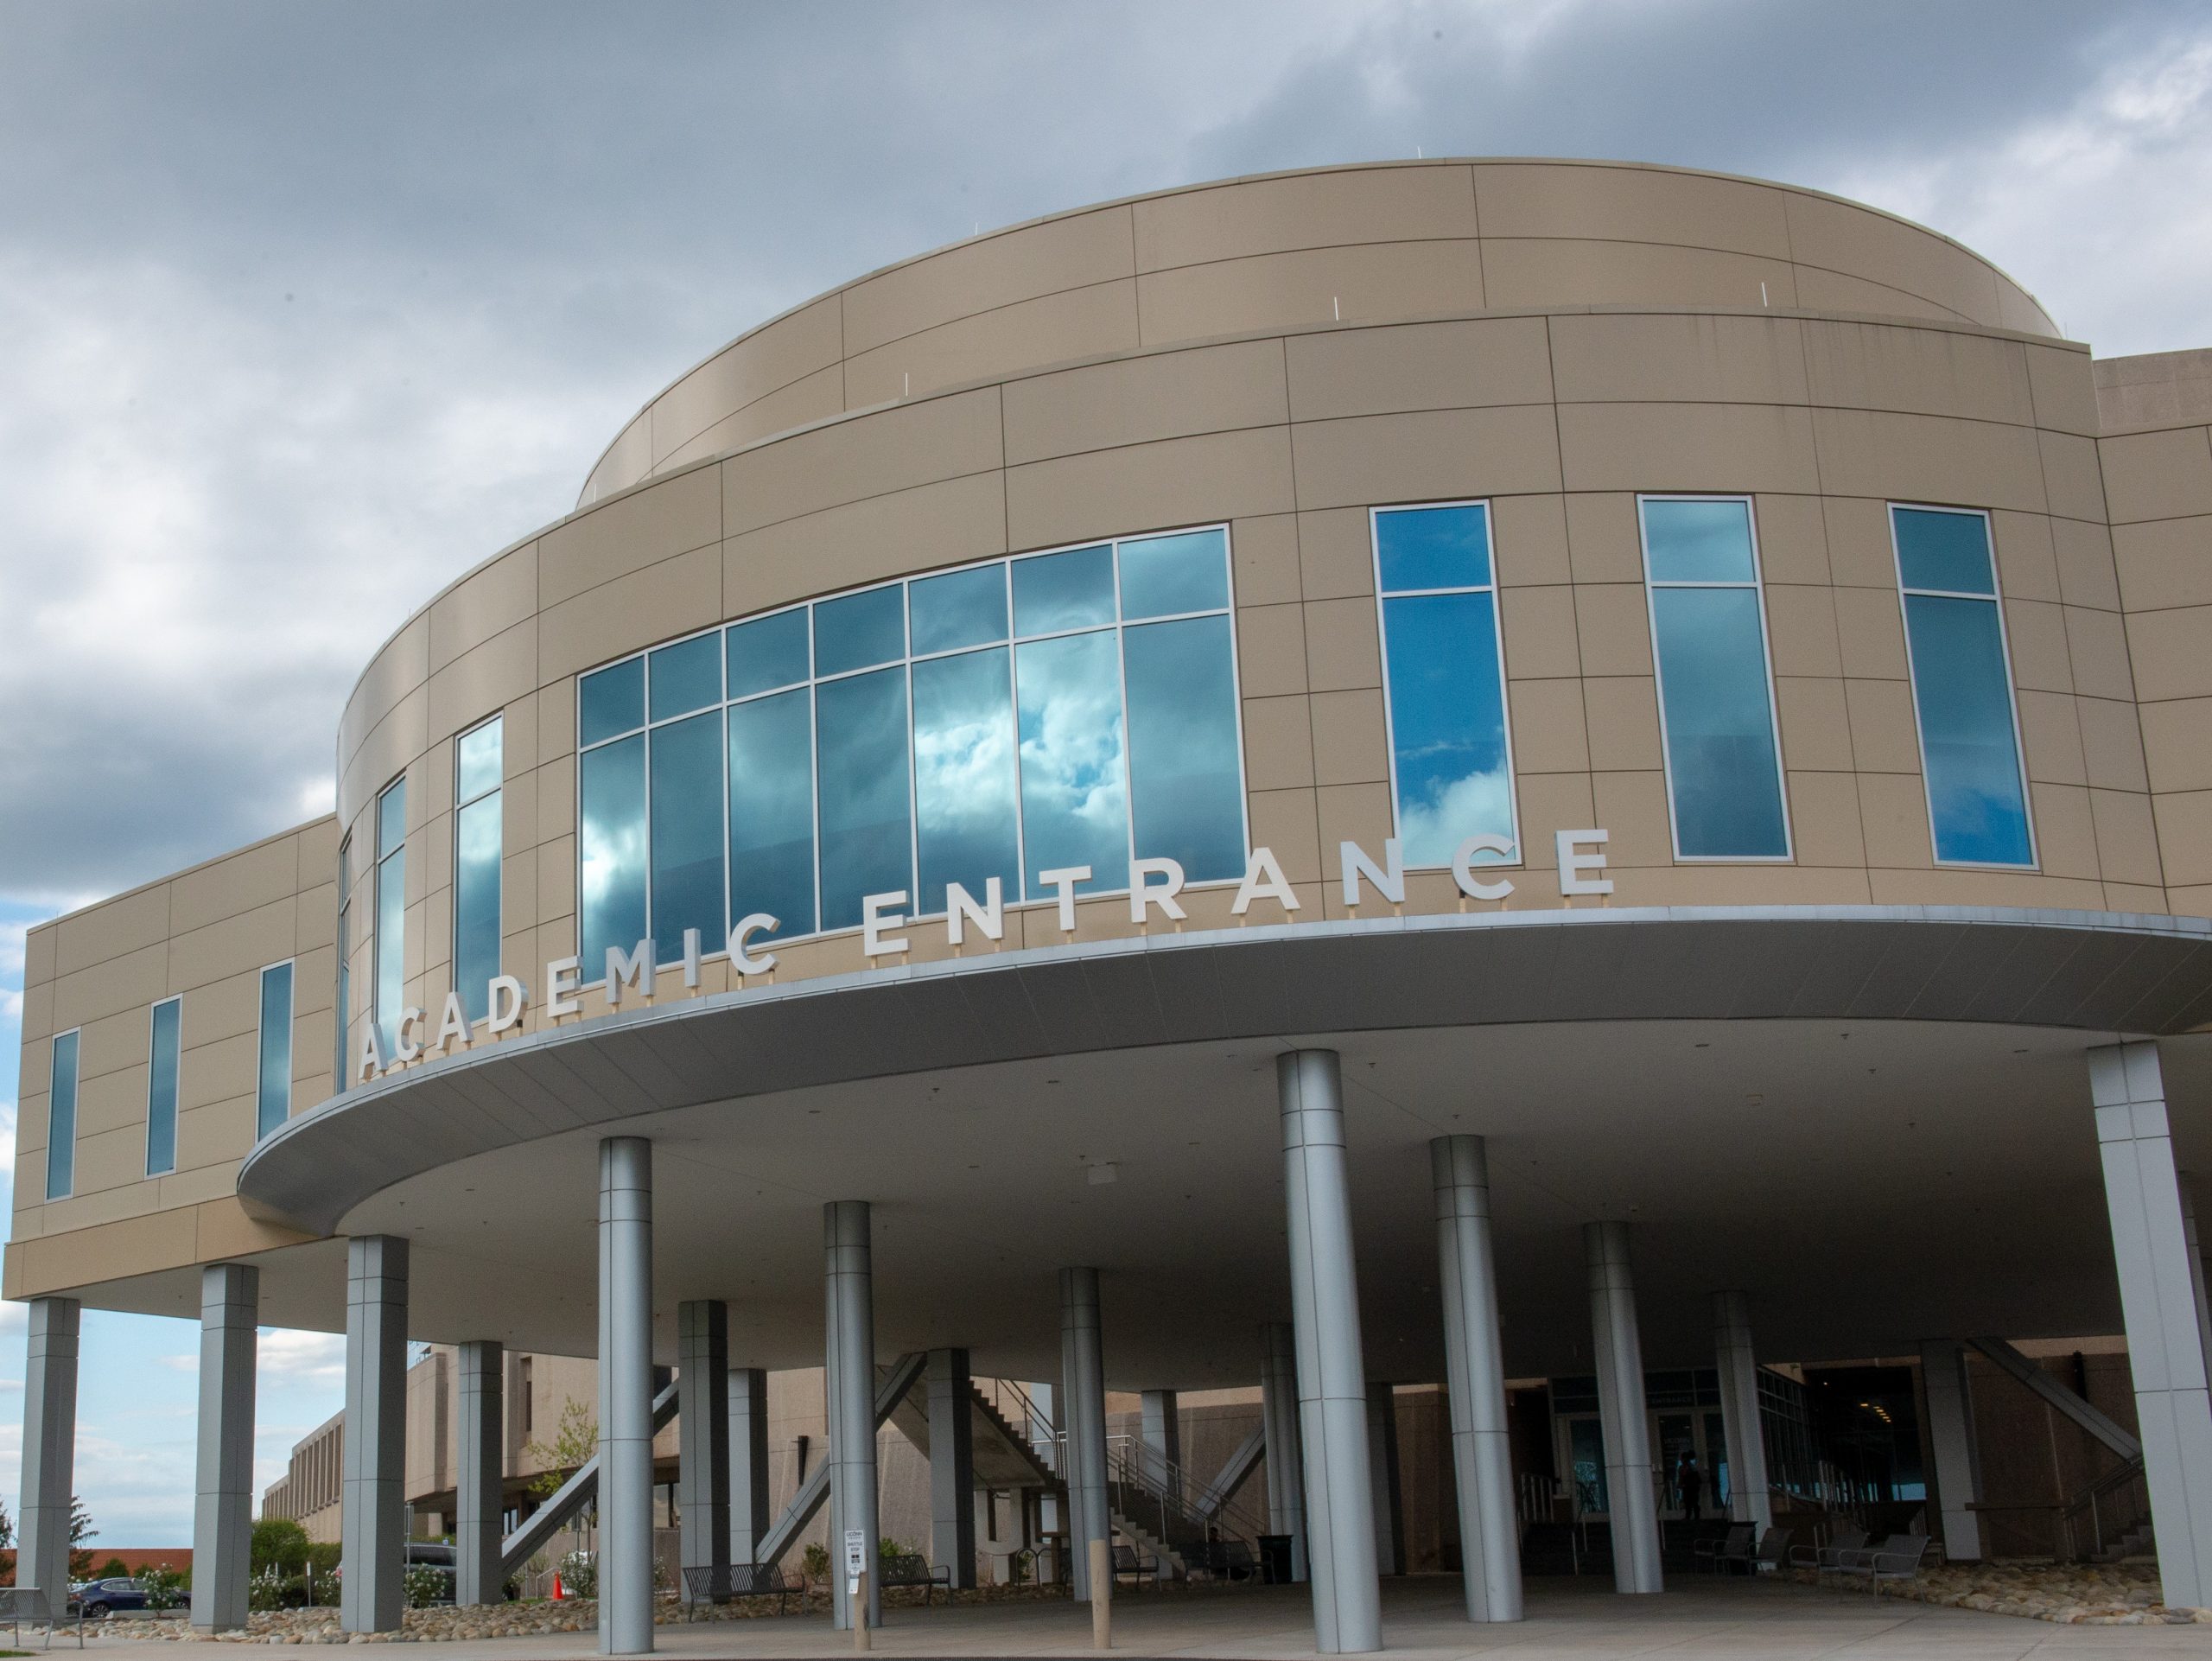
[1186,1539,1259,1582]
[1693,1523,1754,1573]
[1751,1526,1795,1574]
[878,1552,954,1605]
[0,1588,82,1651]
[1790,1524,1866,1575]
[1113,1543,1159,1587]
[1833,1533,1932,1591]
[680,1562,800,1618]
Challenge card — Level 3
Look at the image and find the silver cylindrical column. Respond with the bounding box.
[826,1200,880,1631]
[1433,1136,1521,1622]
[1058,1267,1110,1601]
[1280,1049,1381,1654]
[599,1137,655,1655]
[1710,1292,1772,1531]
[1260,1321,1307,1580]
[1586,1221,1662,1594]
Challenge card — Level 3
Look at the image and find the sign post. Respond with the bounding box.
[845,1529,869,1651]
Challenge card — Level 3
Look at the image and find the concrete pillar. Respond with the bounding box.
[1364,1384,1403,1576]
[676,1302,728,1595]
[1586,1221,1662,1594]
[192,1266,258,1632]
[599,1137,654,1655]
[1058,1267,1109,1602]
[927,1348,977,1588]
[1919,1338,1982,1562]
[454,1340,503,1606]
[728,1367,769,1565]
[1433,1135,1520,1621]
[2091,1041,2212,1607]
[1139,1389,1180,1496]
[19,1296,78,1613]
[826,1200,880,1631]
[1261,1320,1306,1579]
[341,1236,408,1633]
[1710,1293,1772,1532]
[1280,1049,1380,1654]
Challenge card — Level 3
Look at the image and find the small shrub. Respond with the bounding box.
[247,1564,289,1613]
[801,1543,830,1585]
[140,1566,186,1612]
[557,1549,597,1601]
[403,1562,447,1609]
[251,1518,311,1574]
[95,1557,130,1580]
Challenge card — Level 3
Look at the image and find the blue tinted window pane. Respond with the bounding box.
[47,1031,78,1200]
[1895,508,1996,595]
[649,634,721,721]
[814,587,906,678]
[454,793,501,1022]
[580,733,648,969]
[457,719,502,804]
[649,710,726,966]
[816,668,912,930]
[147,999,181,1175]
[377,779,406,859]
[1376,506,1491,592]
[257,963,294,1140]
[1381,592,1516,866]
[374,848,404,1052]
[1650,587,1788,856]
[1015,631,1126,896]
[1123,617,1245,881]
[1013,545,1115,637]
[1643,500,1757,583]
[728,688,817,939]
[910,566,1008,656]
[1906,595,2032,865]
[580,657,646,746]
[912,647,1020,916]
[727,609,810,698]
[1119,530,1230,620]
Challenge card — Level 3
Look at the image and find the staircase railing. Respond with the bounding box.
[1103,1434,1267,1551]
[2057,1454,2151,1563]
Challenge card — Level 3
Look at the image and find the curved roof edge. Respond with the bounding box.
[575,155,2061,506]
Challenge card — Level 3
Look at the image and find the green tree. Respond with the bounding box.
[67,1497,96,1581]
[251,1517,311,1574]
[524,1399,599,1509]
[0,1499,15,1551]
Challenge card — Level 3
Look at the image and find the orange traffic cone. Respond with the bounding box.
[553,1574,564,1601]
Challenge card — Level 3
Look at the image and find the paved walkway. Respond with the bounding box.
[75,1577,2212,1661]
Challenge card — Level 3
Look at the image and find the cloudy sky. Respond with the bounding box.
[3,0,2210,1547]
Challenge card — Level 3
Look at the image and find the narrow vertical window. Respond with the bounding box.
[373,778,407,1051]
[1891,506,2035,868]
[454,718,504,1021]
[46,1029,79,1200]
[334,836,351,1091]
[1639,497,1790,860]
[257,961,295,1139]
[1371,503,1520,867]
[579,660,648,972]
[146,996,181,1176]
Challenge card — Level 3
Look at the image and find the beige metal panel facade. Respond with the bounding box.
[9,820,334,1297]
[579,160,2058,505]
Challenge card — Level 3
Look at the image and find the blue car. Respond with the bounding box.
[70,1577,149,1617]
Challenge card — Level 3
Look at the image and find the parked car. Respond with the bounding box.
[69,1577,148,1617]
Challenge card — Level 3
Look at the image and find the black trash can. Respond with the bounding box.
[1257,1534,1294,1584]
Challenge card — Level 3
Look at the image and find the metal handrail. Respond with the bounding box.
[1103,1433,1267,1550]
[2057,1454,2150,1562]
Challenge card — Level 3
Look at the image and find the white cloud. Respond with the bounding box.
[257,1329,346,1390]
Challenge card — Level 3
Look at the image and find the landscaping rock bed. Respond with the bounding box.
[1793,1560,2209,1624]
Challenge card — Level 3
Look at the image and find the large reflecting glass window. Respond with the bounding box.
[453,719,503,1023]
[576,525,1245,971]
[46,1028,79,1200]
[1371,503,1519,868]
[146,996,181,1176]
[1639,497,1790,860]
[373,779,406,1051]
[1891,506,2034,867]
[257,961,294,1139]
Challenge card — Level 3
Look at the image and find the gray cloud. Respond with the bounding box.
[1,0,2208,904]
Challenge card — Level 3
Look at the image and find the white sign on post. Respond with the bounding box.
[844,1527,868,1590]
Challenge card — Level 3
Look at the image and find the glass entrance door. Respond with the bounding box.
[1556,1407,1733,1520]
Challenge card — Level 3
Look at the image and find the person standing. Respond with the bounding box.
[1677,1453,1705,1521]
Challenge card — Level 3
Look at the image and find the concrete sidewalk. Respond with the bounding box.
[68,1577,2212,1661]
